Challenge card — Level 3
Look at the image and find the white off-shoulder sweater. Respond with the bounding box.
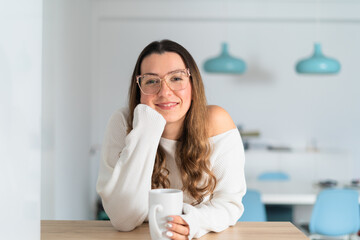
[96,104,246,239]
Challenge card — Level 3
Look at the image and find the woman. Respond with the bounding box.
[96,39,246,239]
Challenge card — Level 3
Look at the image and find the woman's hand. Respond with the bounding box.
[165,215,190,240]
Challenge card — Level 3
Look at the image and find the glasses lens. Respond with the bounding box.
[138,69,190,94]
[167,70,189,91]
[139,75,161,94]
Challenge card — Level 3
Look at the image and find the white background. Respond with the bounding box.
[0,0,42,239]
[41,0,360,220]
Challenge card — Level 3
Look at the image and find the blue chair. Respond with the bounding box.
[239,189,266,222]
[309,188,360,240]
[258,171,290,181]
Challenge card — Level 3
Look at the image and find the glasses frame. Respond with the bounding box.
[136,68,191,95]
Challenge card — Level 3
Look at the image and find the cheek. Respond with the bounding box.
[140,93,150,104]
[184,86,192,104]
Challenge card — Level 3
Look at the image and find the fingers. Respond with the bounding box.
[165,230,188,240]
[165,221,189,236]
[166,216,189,240]
[167,215,188,226]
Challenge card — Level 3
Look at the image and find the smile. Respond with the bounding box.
[155,102,179,110]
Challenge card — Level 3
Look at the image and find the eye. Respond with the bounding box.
[170,72,185,82]
[171,77,183,82]
[143,77,160,85]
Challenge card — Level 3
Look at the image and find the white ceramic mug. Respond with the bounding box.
[149,189,183,240]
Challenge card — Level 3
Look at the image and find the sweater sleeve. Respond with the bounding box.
[181,129,246,239]
[96,104,166,231]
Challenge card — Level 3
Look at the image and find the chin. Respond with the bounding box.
[162,114,185,124]
[163,116,179,123]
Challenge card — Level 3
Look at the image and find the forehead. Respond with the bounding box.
[140,52,186,75]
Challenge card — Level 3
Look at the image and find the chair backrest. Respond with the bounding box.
[258,171,290,181]
[239,189,267,222]
[310,188,360,236]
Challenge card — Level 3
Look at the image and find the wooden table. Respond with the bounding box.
[41,220,309,240]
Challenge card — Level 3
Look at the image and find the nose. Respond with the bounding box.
[157,79,173,96]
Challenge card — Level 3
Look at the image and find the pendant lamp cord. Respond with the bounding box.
[315,0,320,43]
[222,0,230,43]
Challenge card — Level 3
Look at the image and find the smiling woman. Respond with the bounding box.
[139,52,193,140]
[96,40,246,240]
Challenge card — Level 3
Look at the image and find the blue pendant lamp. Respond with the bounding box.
[296,43,341,74]
[204,42,246,74]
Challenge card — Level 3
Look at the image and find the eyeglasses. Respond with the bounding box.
[136,68,191,95]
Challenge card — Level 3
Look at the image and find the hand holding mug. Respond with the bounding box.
[165,215,189,240]
[149,189,187,240]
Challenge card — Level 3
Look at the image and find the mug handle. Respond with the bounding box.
[149,204,163,239]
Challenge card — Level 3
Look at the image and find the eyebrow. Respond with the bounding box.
[142,69,184,76]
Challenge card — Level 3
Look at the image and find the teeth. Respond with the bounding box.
[159,103,177,107]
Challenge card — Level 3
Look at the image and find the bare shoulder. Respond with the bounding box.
[207,105,236,137]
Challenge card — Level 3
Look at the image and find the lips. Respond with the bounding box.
[155,102,179,110]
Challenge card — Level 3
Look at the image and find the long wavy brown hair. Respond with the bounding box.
[127,40,216,205]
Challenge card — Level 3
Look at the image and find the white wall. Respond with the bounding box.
[91,0,360,179]
[42,0,92,219]
[0,0,42,238]
[42,0,360,220]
